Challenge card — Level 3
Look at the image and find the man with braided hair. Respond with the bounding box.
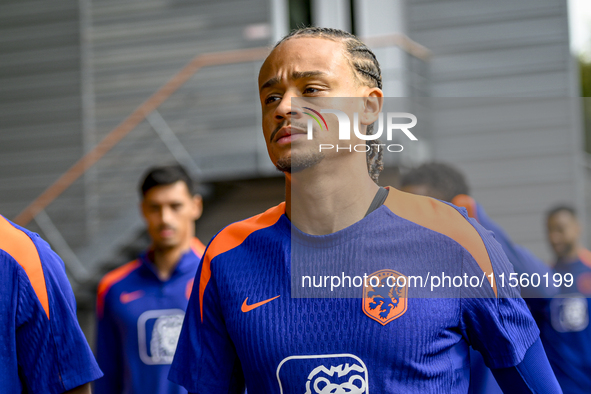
[170,27,560,393]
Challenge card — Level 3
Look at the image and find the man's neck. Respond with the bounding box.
[151,237,193,280]
[285,158,380,235]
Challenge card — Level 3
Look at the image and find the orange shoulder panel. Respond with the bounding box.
[384,188,497,296]
[579,248,591,269]
[96,260,141,318]
[199,202,285,322]
[0,216,50,318]
[191,237,206,258]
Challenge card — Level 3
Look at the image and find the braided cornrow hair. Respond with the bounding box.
[275,27,384,183]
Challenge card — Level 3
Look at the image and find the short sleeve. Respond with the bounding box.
[16,236,103,393]
[169,258,245,393]
[459,234,540,370]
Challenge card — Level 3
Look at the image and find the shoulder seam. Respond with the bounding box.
[198,202,285,322]
[383,188,496,296]
[96,259,141,318]
[0,216,50,319]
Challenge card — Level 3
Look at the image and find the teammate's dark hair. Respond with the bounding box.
[275,27,384,183]
[546,205,577,221]
[139,165,196,197]
[400,162,469,202]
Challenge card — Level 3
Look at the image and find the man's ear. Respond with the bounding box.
[360,89,383,126]
[192,195,203,221]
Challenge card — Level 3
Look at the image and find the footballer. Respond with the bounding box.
[169,28,561,393]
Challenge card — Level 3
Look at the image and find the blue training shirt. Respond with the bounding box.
[95,238,205,394]
[0,215,103,393]
[170,188,545,393]
[529,249,591,394]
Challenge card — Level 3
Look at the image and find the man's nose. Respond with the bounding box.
[161,206,175,224]
[275,91,304,121]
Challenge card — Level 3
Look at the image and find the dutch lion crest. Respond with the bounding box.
[363,269,408,325]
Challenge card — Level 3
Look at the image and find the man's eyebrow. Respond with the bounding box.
[260,76,281,92]
[292,70,326,80]
[259,70,327,92]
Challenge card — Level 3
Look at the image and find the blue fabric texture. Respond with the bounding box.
[491,338,562,394]
[529,254,591,394]
[0,216,103,393]
[169,202,548,393]
[95,244,201,394]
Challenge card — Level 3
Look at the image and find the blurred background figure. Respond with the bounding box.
[400,162,555,298]
[530,205,591,393]
[400,161,555,394]
[0,214,103,393]
[95,165,205,394]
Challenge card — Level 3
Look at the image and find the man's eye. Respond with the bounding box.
[303,87,320,94]
[265,95,280,105]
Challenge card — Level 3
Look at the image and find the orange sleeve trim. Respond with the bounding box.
[191,237,207,259]
[0,216,50,319]
[385,188,497,297]
[186,278,194,300]
[96,259,141,318]
[579,248,591,269]
[199,202,285,322]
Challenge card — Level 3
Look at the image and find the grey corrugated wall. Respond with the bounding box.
[407,0,585,261]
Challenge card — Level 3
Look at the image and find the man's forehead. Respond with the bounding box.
[550,210,578,223]
[258,37,347,86]
[143,181,192,200]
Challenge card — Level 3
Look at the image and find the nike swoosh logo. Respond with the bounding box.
[120,290,145,304]
[241,295,280,312]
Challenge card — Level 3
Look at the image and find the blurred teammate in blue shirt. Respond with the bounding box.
[400,161,557,394]
[0,214,103,393]
[532,205,591,393]
[95,165,205,394]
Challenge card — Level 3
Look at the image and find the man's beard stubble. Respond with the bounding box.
[275,151,325,173]
[271,119,325,173]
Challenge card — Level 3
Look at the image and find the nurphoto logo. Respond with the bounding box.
[304,108,418,153]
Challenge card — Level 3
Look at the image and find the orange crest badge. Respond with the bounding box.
[363,269,408,325]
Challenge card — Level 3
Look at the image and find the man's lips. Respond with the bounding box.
[274,126,307,144]
[159,228,175,238]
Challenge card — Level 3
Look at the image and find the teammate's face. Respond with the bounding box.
[141,181,202,250]
[547,210,580,260]
[258,37,381,172]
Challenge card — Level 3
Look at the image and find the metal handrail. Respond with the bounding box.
[13,46,270,226]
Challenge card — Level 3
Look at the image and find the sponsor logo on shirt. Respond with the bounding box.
[550,294,589,332]
[363,269,408,325]
[277,354,369,394]
[120,290,145,304]
[137,309,184,364]
[241,295,281,312]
